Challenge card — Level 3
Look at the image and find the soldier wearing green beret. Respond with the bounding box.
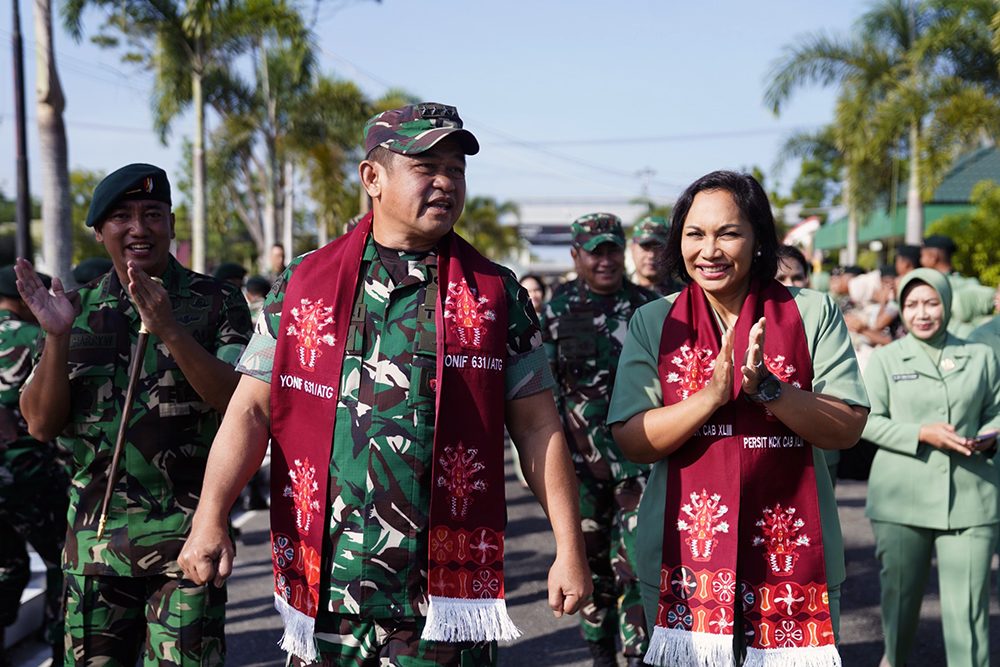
[540,213,659,667]
[0,265,69,667]
[629,216,678,297]
[15,163,253,667]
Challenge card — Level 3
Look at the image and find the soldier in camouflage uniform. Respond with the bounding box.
[540,213,658,667]
[16,164,252,667]
[629,216,679,296]
[0,266,69,667]
[180,103,591,667]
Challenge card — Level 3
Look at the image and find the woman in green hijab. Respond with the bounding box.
[862,268,1000,667]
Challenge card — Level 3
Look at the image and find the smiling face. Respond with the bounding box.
[680,189,756,303]
[902,282,944,340]
[572,242,625,295]
[362,135,467,251]
[94,199,175,280]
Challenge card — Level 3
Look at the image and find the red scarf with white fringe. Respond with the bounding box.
[269,212,515,662]
[648,279,839,667]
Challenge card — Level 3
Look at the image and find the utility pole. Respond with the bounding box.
[636,166,655,199]
[12,0,33,261]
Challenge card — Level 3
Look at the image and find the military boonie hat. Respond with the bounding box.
[72,257,114,284]
[572,213,625,252]
[0,264,50,298]
[86,163,171,228]
[922,234,957,255]
[364,103,480,157]
[632,216,670,244]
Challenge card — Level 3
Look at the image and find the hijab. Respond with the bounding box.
[897,267,951,353]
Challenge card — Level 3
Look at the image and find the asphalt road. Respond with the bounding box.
[11,458,1000,666]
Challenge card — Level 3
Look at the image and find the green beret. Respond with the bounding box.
[213,261,248,281]
[86,163,171,228]
[0,264,50,298]
[72,257,113,284]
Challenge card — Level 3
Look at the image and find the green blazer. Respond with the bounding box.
[863,333,1000,529]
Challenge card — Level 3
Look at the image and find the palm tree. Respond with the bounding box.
[766,0,1000,251]
[63,0,307,272]
[34,0,72,282]
[454,197,523,262]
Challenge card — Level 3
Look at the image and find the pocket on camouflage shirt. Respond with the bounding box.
[68,366,116,423]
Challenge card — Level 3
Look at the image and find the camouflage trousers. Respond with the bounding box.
[0,449,69,648]
[63,572,226,667]
[288,614,497,667]
[577,474,648,657]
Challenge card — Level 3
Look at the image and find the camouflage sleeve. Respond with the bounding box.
[0,321,41,406]
[497,266,554,398]
[237,260,301,383]
[215,283,254,366]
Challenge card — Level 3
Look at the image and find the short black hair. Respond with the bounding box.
[365,145,397,171]
[245,275,271,298]
[661,170,780,284]
[778,245,810,276]
[519,273,549,297]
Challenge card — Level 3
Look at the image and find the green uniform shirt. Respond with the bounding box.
[237,236,553,619]
[862,333,1000,529]
[31,257,252,577]
[540,280,659,482]
[606,287,869,601]
[948,273,994,338]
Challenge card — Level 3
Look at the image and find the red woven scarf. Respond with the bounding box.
[648,279,839,667]
[269,213,515,662]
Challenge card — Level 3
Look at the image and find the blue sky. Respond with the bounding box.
[0,0,871,207]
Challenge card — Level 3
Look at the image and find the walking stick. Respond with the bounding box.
[96,277,161,540]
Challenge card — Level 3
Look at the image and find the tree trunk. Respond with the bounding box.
[282,160,294,256]
[191,41,207,273]
[317,214,329,248]
[33,0,72,283]
[904,122,924,245]
[259,40,277,273]
[842,168,858,265]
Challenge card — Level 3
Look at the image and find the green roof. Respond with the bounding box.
[813,146,1000,251]
[814,204,973,250]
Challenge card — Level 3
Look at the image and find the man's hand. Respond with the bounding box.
[14,258,75,338]
[178,520,233,588]
[127,261,178,339]
[547,546,592,618]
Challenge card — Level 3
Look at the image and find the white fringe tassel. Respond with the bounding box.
[744,644,842,667]
[274,593,319,663]
[421,595,522,642]
[643,626,736,667]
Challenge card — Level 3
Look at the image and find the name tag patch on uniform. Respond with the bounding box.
[70,333,116,349]
[892,373,919,382]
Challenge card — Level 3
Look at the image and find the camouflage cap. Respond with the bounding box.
[632,216,670,244]
[572,213,625,252]
[364,103,480,156]
[86,163,171,228]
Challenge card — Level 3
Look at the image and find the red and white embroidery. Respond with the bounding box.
[444,279,496,348]
[285,298,336,372]
[283,458,321,534]
[759,353,803,419]
[664,345,716,400]
[436,442,488,520]
[751,503,810,575]
[676,489,730,562]
[469,527,501,564]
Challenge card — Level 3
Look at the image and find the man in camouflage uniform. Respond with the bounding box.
[629,216,678,296]
[540,213,658,667]
[16,163,252,667]
[0,265,68,667]
[180,103,591,667]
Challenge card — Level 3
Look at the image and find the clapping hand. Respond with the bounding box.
[741,317,768,394]
[14,258,75,338]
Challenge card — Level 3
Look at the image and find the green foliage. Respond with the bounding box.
[630,197,673,222]
[926,179,1000,286]
[70,169,107,264]
[453,197,523,262]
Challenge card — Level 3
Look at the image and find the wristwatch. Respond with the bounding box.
[745,370,782,403]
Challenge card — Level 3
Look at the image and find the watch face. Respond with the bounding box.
[751,374,781,403]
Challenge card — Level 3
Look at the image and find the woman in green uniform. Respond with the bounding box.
[862,268,1000,667]
[608,171,869,666]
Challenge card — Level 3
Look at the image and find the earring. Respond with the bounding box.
[756,249,762,256]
